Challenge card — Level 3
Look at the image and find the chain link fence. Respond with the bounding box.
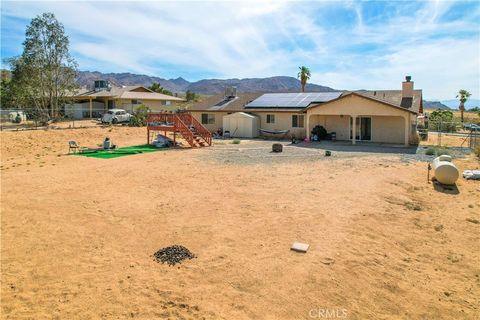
[420,120,479,149]
[0,108,101,131]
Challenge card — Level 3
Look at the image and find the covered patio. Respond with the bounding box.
[305,93,416,146]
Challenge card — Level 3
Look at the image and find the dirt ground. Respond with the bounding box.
[1,126,479,319]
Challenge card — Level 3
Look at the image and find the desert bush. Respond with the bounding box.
[129,105,150,127]
[425,148,435,156]
[409,132,420,145]
[232,139,241,144]
[436,148,450,156]
[474,145,480,157]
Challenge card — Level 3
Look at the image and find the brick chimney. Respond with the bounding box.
[402,75,414,97]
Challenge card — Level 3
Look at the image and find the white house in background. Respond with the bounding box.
[66,80,184,119]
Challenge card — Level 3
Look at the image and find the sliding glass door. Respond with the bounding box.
[350,117,372,141]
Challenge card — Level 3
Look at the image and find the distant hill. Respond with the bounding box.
[440,98,480,109]
[423,100,450,110]
[75,71,337,94]
[75,71,189,92]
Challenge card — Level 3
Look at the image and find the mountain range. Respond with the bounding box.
[75,71,337,94]
[3,69,478,109]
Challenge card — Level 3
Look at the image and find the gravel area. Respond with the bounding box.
[204,139,473,165]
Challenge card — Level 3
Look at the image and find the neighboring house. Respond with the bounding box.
[66,80,184,119]
[188,76,422,146]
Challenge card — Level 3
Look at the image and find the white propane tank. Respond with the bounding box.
[432,155,459,185]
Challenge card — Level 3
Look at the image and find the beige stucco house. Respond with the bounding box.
[66,80,184,119]
[188,77,422,146]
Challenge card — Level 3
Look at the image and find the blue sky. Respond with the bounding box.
[1,0,479,100]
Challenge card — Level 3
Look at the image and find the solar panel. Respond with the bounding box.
[245,92,342,108]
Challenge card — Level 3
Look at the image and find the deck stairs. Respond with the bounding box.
[146,113,212,148]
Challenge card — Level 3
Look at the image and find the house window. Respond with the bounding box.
[82,111,101,118]
[201,113,215,124]
[292,115,304,128]
[266,114,275,124]
[131,99,142,105]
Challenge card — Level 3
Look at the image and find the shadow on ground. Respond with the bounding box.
[290,141,419,154]
[432,181,460,194]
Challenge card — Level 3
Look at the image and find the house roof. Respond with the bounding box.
[355,89,423,113]
[187,93,263,112]
[71,85,184,101]
[188,89,422,114]
[304,90,422,114]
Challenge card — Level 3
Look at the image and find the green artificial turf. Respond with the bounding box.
[75,144,166,159]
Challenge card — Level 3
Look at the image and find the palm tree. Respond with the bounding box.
[297,66,311,92]
[456,89,471,122]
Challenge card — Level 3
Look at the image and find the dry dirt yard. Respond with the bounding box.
[1,126,479,320]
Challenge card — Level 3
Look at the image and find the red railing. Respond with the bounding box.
[173,115,195,147]
[190,115,212,146]
[146,113,176,126]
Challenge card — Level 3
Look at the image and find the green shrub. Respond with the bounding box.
[129,105,150,127]
[409,132,420,145]
[426,147,451,156]
[474,145,480,157]
[232,139,241,144]
[436,148,450,156]
[425,148,435,156]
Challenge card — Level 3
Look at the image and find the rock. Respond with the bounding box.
[291,242,309,253]
[272,144,283,153]
[153,245,196,266]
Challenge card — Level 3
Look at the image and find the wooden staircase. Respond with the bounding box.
[146,113,212,148]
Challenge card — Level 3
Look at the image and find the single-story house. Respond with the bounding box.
[66,80,184,119]
[188,76,422,145]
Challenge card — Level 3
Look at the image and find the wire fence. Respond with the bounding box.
[420,120,479,149]
[0,108,101,131]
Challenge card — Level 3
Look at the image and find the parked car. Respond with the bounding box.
[463,123,480,131]
[101,109,132,124]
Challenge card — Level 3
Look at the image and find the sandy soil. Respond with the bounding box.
[1,127,479,319]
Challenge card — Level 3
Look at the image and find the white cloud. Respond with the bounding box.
[1,0,479,99]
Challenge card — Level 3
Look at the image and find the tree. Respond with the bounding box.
[9,13,78,121]
[297,66,311,92]
[185,90,198,102]
[456,89,471,123]
[429,109,456,132]
[0,77,13,108]
[148,82,173,96]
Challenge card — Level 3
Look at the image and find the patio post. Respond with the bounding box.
[305,113,310,140]
[351,115,356,144]
[89,98,93,118]
[404,115,410,146]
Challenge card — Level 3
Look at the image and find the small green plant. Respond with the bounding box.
[232,139,241,144]
[425,148,435,156]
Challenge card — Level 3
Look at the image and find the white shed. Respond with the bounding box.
[222,112,260,138]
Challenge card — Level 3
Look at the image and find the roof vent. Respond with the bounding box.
[94,80,111,92]
[225,86,237,99]
[405,75,412,82]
